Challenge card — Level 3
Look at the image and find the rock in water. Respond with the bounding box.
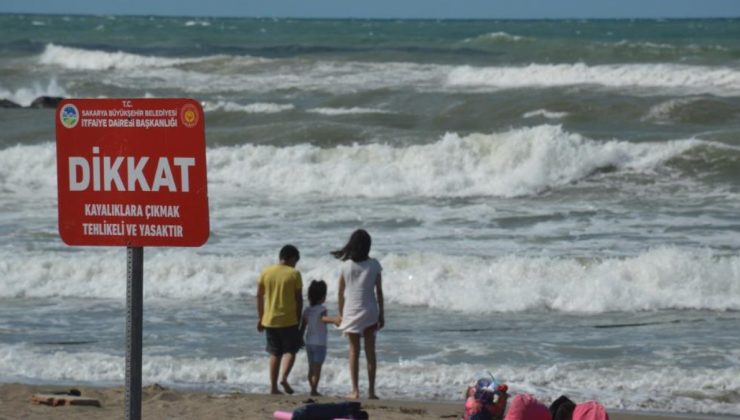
[0,99,21,108]
[29,96,65,109]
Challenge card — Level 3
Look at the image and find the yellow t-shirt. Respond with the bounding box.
[258,264,303,328]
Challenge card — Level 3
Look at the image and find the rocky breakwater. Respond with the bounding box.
[0,96,65,109]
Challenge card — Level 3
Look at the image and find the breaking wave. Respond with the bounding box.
[447,63,740,96]
[40,44,740,96]
[522,109,569,120]
[462,31,529,44]
[1,247,738,314]
[0,125,729,201]
[204,125,704,198]
[201,100,295,114]
[38,43,222,70]
[306,107,391,116]
[34,44,740,97]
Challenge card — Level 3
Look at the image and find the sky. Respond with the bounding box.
[0,0,738,19]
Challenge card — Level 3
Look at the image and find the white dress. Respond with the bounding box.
[338,258,382,334]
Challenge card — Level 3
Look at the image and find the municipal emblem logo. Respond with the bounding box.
[60,104,79,129]
[180,103,199,128]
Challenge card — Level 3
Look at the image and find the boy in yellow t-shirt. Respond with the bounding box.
[257,244,303,395]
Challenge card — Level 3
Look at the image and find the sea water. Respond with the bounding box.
[0,15,739,415]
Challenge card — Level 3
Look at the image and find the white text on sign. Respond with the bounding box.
[68,147,195,192]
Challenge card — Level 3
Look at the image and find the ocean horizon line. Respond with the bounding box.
[2,12,739,22]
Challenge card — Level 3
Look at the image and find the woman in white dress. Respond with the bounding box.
[333,229,385,400]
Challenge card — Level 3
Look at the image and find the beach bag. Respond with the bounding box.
[291,401,368,420]
[550,395,576,420]
[572,401,609,420]
[463,373,508,420]
[503,394,551,420]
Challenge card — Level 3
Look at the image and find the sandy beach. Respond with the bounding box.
[0,382,730,420]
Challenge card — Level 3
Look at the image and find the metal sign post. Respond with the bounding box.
[125,246,144,420]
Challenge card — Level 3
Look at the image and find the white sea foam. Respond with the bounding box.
[31,44,740,96]
[0,249,271,300]
[201,100,295,114]
[1,247,738,313]
[0,126,716,200]
[306,107,391,116]
[380,248,740,313]
[91,59,446,94]
[482,31,526,41]
[0,79,68,107]
[1,344,738,414]
[611,40,730,52]
[38,43,217,70]
[463,32,528,43]
[612,40,676,50]
[642,97,702,124]
[522,109,569,120]
[447,63,740,96]
[185,20,211,27]
[0,143,57,197]
[204,125,700,198]
[69,52,740,97]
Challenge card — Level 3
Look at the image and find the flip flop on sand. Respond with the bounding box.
[51,389,81,396]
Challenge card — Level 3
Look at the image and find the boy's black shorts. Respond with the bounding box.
[264,325,301,356]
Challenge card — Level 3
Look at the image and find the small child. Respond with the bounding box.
[300,280,341,396]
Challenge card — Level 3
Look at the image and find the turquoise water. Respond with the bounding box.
[1,14,740,415]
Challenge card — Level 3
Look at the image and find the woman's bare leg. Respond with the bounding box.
[364,328,378,399]
[346,333,361,399]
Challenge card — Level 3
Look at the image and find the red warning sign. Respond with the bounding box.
[55,98,209,247]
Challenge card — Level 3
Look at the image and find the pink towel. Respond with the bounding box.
[273,411,292,420]
[573,401,609,420]
[504,394,551,420]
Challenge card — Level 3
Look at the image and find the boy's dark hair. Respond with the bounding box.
[279,244,300,262]
[331,229,371,262]
[308,280,327,306]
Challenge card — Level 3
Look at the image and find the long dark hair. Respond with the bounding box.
[332,229,371,262]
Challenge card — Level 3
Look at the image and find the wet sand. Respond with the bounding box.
[0,382,730,420]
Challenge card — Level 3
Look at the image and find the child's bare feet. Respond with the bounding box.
[368,393,380,400]
[310,390,322,396]
[344,390,360,400]
[270,388,283,395]
[280,380,294,395]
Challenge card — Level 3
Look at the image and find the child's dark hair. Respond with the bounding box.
[331,229,371,262]
[308,280,327,306]
[279,244,300,262]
